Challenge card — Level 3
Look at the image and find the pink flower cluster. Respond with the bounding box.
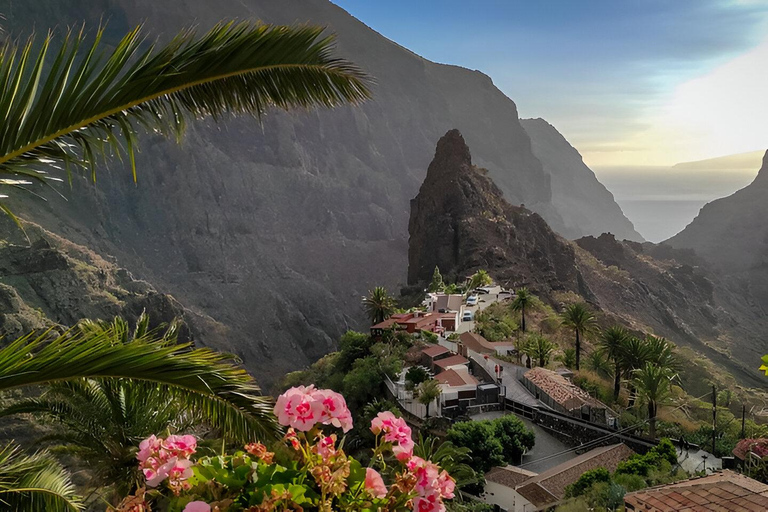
[407,456,455,512]
[364,468,388,499]
[275,385,353,432]
[137,434,197,489]
[370,411,415,461]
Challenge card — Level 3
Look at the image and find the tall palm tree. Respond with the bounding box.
[620,336,653,408]
[599,325,631,401]
[527,333,556,368]
[510,288,538,332]
[632,363,674,439]
[0,22,370,221]
[560,302,597,371]
[363,286,397,324]
[584,350,613,380]
[416,379,442,418]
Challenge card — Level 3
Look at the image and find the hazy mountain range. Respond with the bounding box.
[0,0,643,384]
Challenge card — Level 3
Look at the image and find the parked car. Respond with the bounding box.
[462,310,474,322]
[473,288,490,294]
[466,295,478,306]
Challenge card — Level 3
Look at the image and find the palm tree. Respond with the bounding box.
[510,288,538,332]
[645,335,681,373]
[599,325,631,401]
[584,350,613,380]
[467,270,492,296]
[363,286,397,324]
[1,315,265,500]
[416,379,442,418]
[632,363,674,439]
[0,22,370,222]
[560,302,597,370]
[414,434,480,494]
[0,320,279,509]
[620,336,652,407]
[0,444,80,511]
[527,334,556,368]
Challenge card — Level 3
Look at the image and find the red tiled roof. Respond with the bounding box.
[459,332,496,354]
[516,444,634,508]
[624,470,768,511]
[524,366,606,411]
[421,345,450,358]
[434,354,470,369]
[435,369,478,387]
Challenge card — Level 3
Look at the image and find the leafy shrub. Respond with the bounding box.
[565,468,610,497]
[405,366,430,388]
[613,473,647,492]
[446,421,505,473]
[493,415,536,465]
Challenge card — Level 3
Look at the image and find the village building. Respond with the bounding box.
[522,367,618,426]
[370,311,449,337]
[484,443,635,511]
[458,331,516,357]
[624,470,768,511]
[432,354,470,373]
[420,345,450,367]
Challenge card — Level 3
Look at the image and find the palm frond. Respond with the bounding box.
[0,443,81,511]
[0,325,280,440]
[0,21,370,195]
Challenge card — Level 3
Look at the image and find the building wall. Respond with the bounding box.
[483,484,535,512]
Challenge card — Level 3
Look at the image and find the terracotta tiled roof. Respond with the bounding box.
[459,332,496,354]
[515,443,634,508]
[524,366,606,411]
[624,470,768,511]
[435,369,478,387]
[421,345,450,358]
[485,466,538,488]
[434,354,470,369]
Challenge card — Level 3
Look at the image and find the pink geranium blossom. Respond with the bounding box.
[413,492,446,512]
[312,389,353,432]
[274,385,322,431]
[364,468,388,498]
[183,501,211,512]
[163,435,197,457]
[370,411,414,460]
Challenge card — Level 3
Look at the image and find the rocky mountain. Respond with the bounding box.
[1,0,638,386]
[520,118,643,242]
[409,131,768,389]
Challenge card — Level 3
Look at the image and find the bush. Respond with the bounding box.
[405,366,430,388]
[613,473,647,492]
[493,415,536,465]
[446,421,505,473]
[565,468,610,497]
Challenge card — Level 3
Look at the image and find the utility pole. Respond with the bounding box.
[742,404,747,439]
[712,384,717,454]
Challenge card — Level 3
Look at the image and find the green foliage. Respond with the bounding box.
[526,333,556,368]
[584,350,613,379]
[429,267,446,293]
[446,422,505,474]
[510,288,540,332]
[474,302,518,342]
[559,348,578,370]
[363,286,397,324]
[414,435,481,492]
[632,364,675,438]
[336,331,375,373]
[616,438,678,477]
[0,444,81,511]
[405,366,431,388]
[560,302,597,370]
[416,379,442,417]
[467,270,492,295]
[422,330,439,343]
[446,415,535,473]
[0,22,370,219]
[493,415,536,464]
[565,468,610,498]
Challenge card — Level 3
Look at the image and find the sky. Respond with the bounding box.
[332,0,768,167]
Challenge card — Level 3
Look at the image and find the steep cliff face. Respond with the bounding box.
[0,0,635,385]
[667,151,768,272]
[521,118,644,242]
[408,130,582,297]
[408,134,768,388]
[0,222,221,346]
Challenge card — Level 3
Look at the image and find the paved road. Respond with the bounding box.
[473,353,540,408]
[456,292,502,334]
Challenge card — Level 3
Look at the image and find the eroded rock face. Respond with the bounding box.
[408,130,581,298]
[408,134,768,388]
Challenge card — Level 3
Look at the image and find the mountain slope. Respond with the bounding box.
[667,150,768,300]
[1,0,633,385]
[409,131,768,388]
[521,118,644,242]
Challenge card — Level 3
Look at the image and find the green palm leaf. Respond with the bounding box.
[0,21,370,194]
[0,322,280,442]
[0,443,81,512]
